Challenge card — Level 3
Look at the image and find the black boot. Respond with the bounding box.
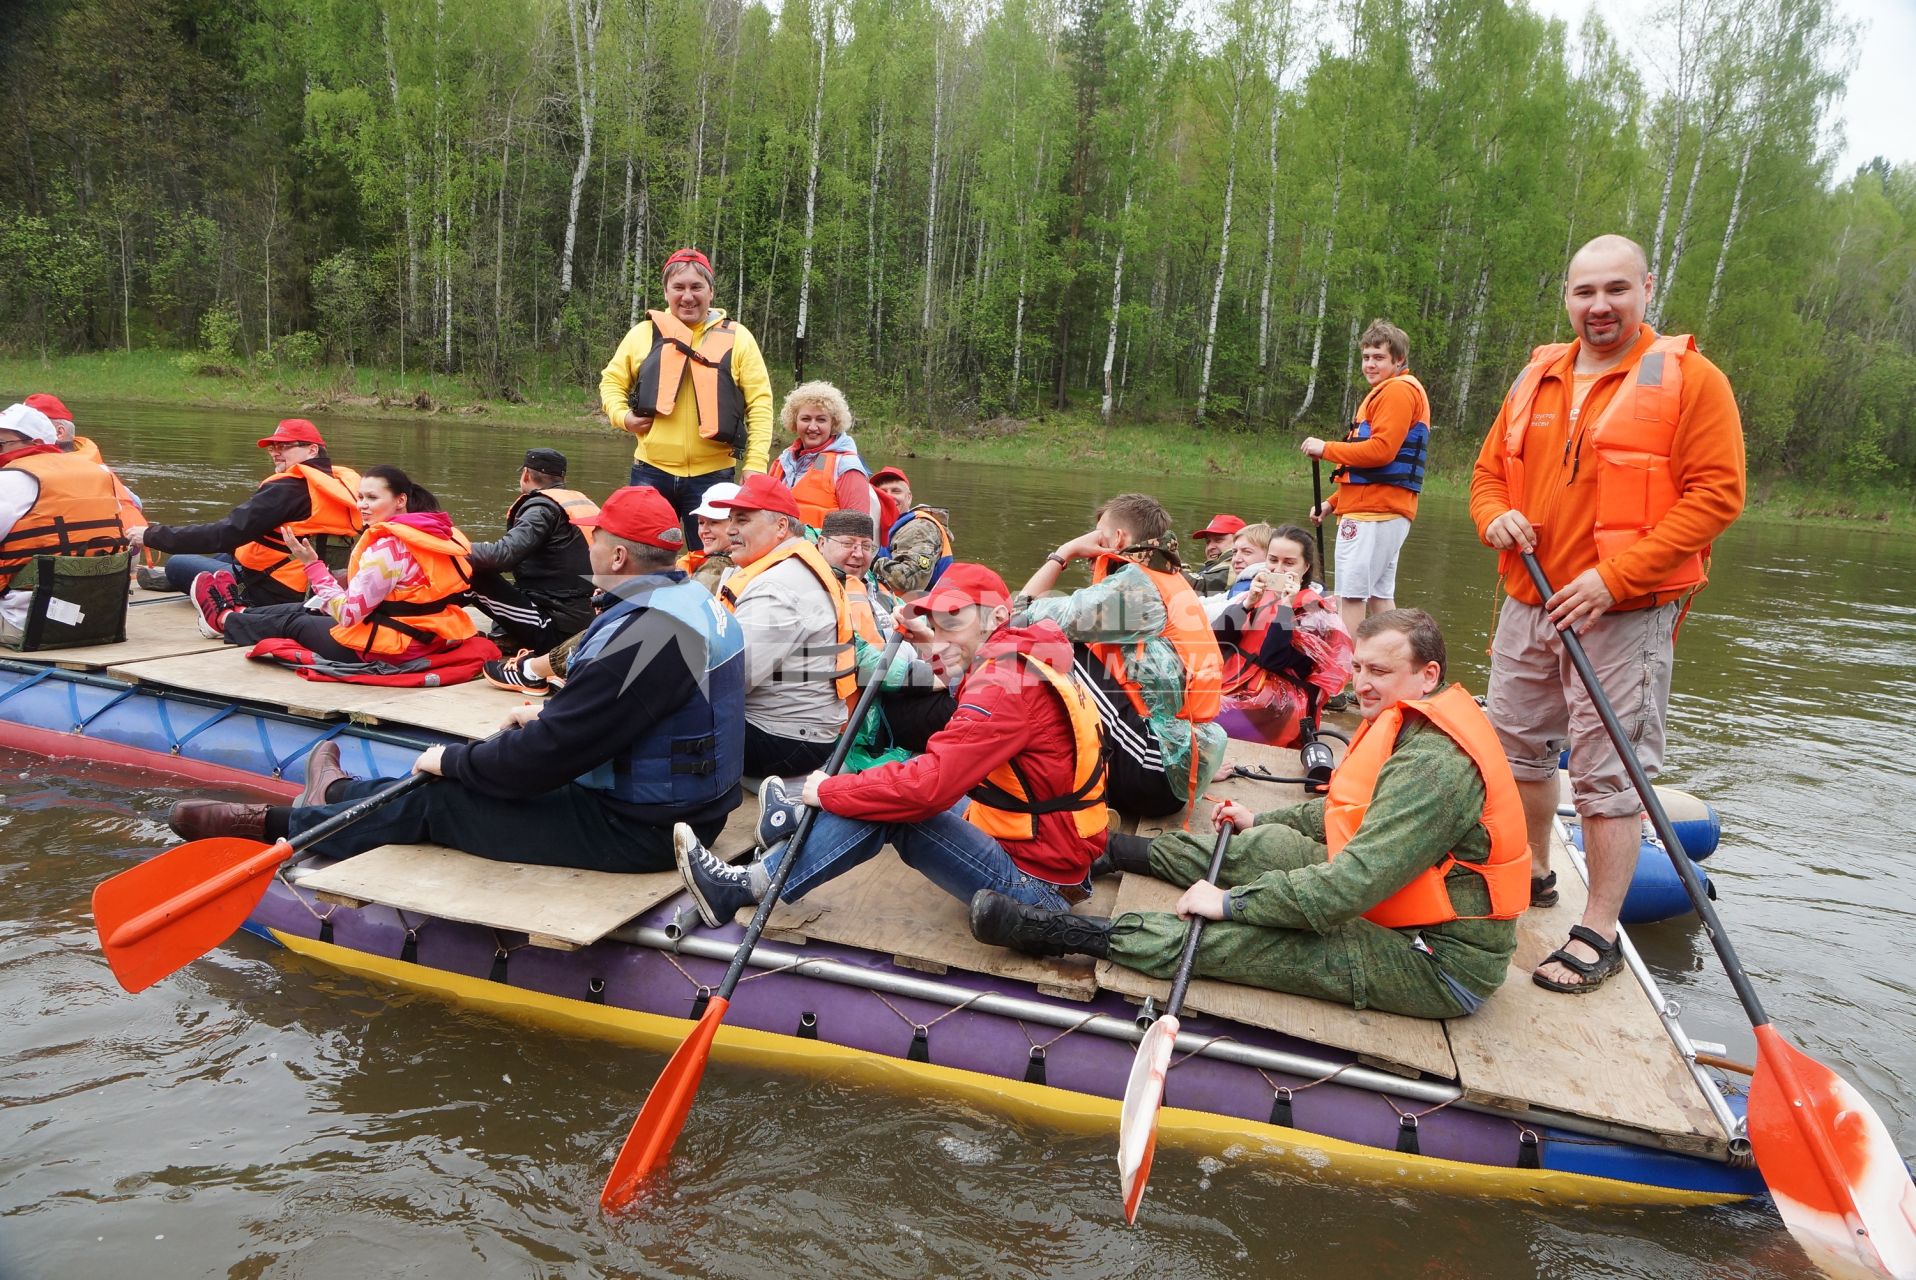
[1088,831,1155,880]
[969,890,1113,959]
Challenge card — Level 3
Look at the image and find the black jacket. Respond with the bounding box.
[467,490,592,600]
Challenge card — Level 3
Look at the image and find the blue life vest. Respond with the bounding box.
[1338,419,1428,492]
[570,575,745,809]
[1337,373,1431,493]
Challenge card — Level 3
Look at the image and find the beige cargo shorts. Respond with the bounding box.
[1486,598,1679,820]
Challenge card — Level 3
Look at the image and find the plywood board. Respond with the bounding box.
[294,843,686,950]
[1442,827,1728,1156]
[12,596,226,671]
[109,642,523,740]
[1130,736,1348,840]
[760,855,1120,1002]
[1093,872,1459,1079]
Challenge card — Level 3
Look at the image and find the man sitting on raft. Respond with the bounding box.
[971,609,1529,1020]
[671,562,1107,928]
[166,487,744,874]
[129,418,361,610]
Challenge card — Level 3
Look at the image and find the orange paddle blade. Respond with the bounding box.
[92,837,294,994]
[1118,1014,1179,1225]
[600,995,729,1214]
[1749,1026,1916,1279]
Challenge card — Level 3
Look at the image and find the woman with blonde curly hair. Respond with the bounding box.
[771,380,882,529]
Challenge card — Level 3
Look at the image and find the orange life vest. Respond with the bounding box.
[966,651,1109,842]
[1324,683,1530,929]
[328,521,477,657]
[509,486,600,545]
[718,538,857,708]
[0,448,127,593]
[68,437,147,532]
[633,310,743,446]
[787,450,879,529]
[1088,555,1224,723]
[842,574,884,646]
[233,463,365,593]
[1499,333,1708,595]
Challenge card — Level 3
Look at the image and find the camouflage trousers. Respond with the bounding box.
[1104,825,1472,1020]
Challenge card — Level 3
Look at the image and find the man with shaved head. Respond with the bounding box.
[1468,234,1745,994]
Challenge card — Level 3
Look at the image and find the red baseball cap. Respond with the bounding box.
[578,485,685,550]
[256,418,326,448]
[23,393,72,422]
[905,562,1010,618]
[1190,513,1247,539]
[710,472,802,521]
[663,247,713,278]
[870,466,910,487]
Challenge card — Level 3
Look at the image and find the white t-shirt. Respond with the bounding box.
[0,469,41,630]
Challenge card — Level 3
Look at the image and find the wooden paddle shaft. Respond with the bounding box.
[1310,459,1327,570]
[1163,827,1233,1017]
[709,630,908,1001]
[1519,552,1771,1028]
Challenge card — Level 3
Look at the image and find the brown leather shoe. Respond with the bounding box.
[167,800,270,842]
[296,741,353,808]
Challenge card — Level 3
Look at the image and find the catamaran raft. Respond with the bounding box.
[4,590,1763,1209]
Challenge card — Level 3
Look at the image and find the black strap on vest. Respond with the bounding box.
[967,747,1107,817]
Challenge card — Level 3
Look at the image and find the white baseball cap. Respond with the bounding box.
[0,403,56,445]
[691,482,744,519]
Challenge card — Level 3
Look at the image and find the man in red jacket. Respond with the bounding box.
[673,562,1110,926]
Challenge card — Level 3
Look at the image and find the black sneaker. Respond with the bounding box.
[674,824,760,928]
[756,776,806,850]
[135,564,175,592]
[482,650,551,697]
[1324,691,1355,714]
[968,889,1113,959]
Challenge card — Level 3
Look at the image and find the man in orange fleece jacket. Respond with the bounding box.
[1469,234,1744,995]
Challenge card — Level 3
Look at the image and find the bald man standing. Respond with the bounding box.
[1469,234,1745,995]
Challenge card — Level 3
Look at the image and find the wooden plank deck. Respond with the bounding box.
[1443,826,1729,1157]
[11,594,226,671]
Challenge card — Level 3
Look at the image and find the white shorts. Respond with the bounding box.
[1333,516,1411,601]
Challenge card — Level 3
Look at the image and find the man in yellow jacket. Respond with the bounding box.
[599,247,774,549]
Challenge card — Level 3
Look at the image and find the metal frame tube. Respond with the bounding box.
[610,923,1734,1160]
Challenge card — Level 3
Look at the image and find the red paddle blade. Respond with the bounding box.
[92,837,294,994]
[1118,1014,1179,1225]
[1749,1025,1916,1279]
[600,995,730,1214]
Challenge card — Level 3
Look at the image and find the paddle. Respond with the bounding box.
[1521,551,1916,1279]
[1116,824,1233,1225]
[1310,457,1328,571]
[600,628,909,1212]
[93,771,431,994]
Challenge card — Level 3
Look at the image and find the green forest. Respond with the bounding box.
[1,0,1912,489]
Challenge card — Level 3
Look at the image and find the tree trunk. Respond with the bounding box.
[866,99,885,358]
[1255,111,1279,417]
[559,0,604,316]
[1453,259,1492,428]
[1652,116,1711,328]
[794,3,830,384]
[1704,132,1754,335]
[1101,173,1132,426]
[1291,138,1344,425]
[1194,76,1241,427]
[921,39,945,381]
[382,12,415,378]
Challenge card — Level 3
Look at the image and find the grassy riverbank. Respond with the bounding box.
[4,349,1908,529]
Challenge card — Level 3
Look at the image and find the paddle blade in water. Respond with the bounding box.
[1118,1014,1179,1225]
[1749,1025,1916,1279]
[600,995,729,1214]
[92,837,294,994]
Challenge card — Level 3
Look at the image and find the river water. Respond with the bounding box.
[2,401,1910,1279]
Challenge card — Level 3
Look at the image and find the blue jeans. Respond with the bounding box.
[765,801,1079,910]
[161,552,239,591]
[628,461,736,550]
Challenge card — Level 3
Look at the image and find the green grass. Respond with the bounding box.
[4,348,1908,530]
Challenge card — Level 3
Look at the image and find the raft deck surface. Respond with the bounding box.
[9,593,228,671]
[74,665,1730,1157]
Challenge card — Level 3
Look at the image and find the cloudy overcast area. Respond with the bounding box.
[1522,0,1916,179]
